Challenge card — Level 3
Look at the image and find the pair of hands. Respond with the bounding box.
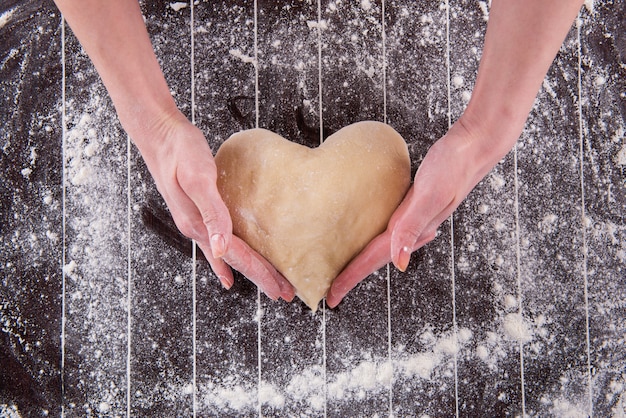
[141,112,493,308]
[54,0,577,308]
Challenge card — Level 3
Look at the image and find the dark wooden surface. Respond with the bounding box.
[1,0,624,416]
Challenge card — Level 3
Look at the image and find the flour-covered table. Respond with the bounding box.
[1,0,624,416]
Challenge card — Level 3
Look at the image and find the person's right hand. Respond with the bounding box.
[136,111,295,302]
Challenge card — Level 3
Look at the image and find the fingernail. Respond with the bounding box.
[219,275,233,290]
[281,290,295,303]
[265,290,279,301]
[278,281,295,302]
[395,246,412,272]
[210,234,226,259]
[325,288,337,308]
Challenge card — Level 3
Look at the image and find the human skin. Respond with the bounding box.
[53,0,295,302]
[326,0,585,307]
[53,0,584,307]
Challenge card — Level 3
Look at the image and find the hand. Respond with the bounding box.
[326,119,505,308]
[136,111,295,302]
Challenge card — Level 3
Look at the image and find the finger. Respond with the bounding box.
[326,231,392,308]
[222,236,295,302]
[197,242,234,289]
[177,165,233,259]
[389,184,454,271]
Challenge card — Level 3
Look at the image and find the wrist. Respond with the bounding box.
[456,101,526,164]
[125,105,196,166]
[444,107,521,188]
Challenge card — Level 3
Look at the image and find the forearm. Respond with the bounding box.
[54,0,183,149]
[460,0,583,171]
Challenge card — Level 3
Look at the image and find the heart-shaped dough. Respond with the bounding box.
[215,121,411,311]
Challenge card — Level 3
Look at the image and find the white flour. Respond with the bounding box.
[3,1,624,416]
[61,80,130,414]
[0,404,22,418]
[502,313,533,344]
[169,2,188,12]
[0,6,16,29]
[197,328,475,412]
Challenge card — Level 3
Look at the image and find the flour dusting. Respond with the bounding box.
[169,2,187,12]
[61,80,129,415]
[0,7,16,29]
[503,313,533,344]
[616,143,626,166]
[196,328,474,412]
[0,405,22,418]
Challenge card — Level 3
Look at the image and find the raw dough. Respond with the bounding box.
[215,121,411,311]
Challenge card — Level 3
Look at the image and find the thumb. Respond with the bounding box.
[390,214,423,272]
[200,194,232,259]
[178,166,233,259]
[389,188,442,272]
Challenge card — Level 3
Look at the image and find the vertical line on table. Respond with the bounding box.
[382,0,387,125]
[191,242,197,417]
[254,0,260,130]
[317,2,327,415]
[317,0,324,146]
[322,299,328,417]
[190,4,196,127]
[513,145,527,417]
[190,1,198,416]
[253,2,262,416]
[445,2,460,417]
[126,139,132,418]
[382,1,393,416]
[449,223,459,418]
[60,16,67,418]
[385,264,393,416]
[576,15,594,418]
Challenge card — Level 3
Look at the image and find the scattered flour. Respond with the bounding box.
[197,329,473,412]
[20,167,32,178]
[539,213,559,234]
[59,87,130,415]
[549,397,588,418]
[259,383,286,409]
[503,294,518,311]
[475,345,490,361]
[489,172,505,191]
[228,48,256,65]
[0,47,20,70]
[452,75,464,88]
[493,218,507,232]
[0,405,22,418]
[478,1,490,21]
[613,392,626,418]
[169,2,188,12]
[503,313,533,344]
[306,19,329,30]
[616,143,626,166]
[0,7,16,29]
[202,383,255,411]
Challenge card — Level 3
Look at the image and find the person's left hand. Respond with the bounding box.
[326,118,509,308]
